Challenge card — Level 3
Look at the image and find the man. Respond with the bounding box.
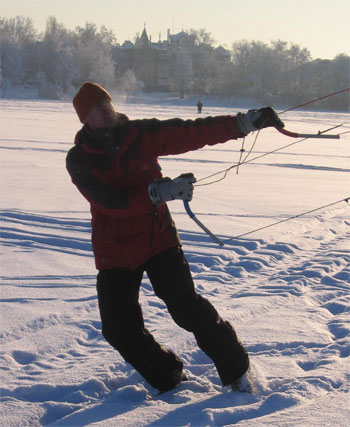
[66,82,284,393]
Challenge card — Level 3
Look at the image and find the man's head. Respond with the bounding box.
[73,82,117,129]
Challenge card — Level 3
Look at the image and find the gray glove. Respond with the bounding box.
[236,107,284,135]
[148,173,196,206]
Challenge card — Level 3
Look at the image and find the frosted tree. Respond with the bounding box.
[299,54,349,110]
[170,51,194,98]
[231,40,275,98]
[285,43,311,103]
[0,41,22,87]
[192,45,220,96]
[188,28,215,46]
[73,23,116,88]
[0,16,38,86]
[58,47,78,96]
[328,54,350,110]
[119,69,139,101]
[230,39,312,103]
[230,40,252,94]
[39,16,78,97]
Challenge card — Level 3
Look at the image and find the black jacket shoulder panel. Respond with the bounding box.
[66,145,97,184]
[66,146,129,209]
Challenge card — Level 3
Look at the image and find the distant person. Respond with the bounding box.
[66,82,284,393]
[197,100,203,113]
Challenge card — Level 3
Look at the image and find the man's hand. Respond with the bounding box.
[236,107,284,135]
[148,173,196,206]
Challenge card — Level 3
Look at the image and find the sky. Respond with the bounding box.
[2,0,350,60]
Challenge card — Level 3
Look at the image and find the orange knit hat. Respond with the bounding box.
[73,82,112,122]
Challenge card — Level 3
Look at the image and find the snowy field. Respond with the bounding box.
[0,97,349,426]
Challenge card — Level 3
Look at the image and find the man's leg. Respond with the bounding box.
[96,267,184,391]
[146,247,249,386]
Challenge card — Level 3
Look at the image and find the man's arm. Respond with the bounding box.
[135,107,283,158]
[66,146,152,218]
[136,115,244,157]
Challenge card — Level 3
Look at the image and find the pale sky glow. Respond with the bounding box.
[2,0,350,59]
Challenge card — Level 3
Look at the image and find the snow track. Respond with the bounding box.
[1,205,349,426]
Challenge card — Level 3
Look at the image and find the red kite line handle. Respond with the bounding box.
[276,127,340,139]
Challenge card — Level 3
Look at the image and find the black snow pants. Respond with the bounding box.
[96,247,249,391]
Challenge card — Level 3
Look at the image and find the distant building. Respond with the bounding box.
[115,27,230,91]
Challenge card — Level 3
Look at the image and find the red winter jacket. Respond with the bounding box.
[66,114,244,270]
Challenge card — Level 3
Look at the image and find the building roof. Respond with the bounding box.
[169,31,187,42]
[140,28,149,43]
[122,40,134,49]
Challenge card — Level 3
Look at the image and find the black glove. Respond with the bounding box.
[236,107,284,135]
[148,173,196,206]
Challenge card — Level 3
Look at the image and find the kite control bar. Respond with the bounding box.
[276,126,340,139]
[183,200,224,246]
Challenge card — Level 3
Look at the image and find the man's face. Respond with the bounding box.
[84,99,117,130]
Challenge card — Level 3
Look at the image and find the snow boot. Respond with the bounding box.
[231,369,255,393]
[158,371,188,394]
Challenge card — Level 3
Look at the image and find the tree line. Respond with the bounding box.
[1,16,349,110]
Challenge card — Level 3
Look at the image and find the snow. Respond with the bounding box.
[1,96,349,426]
